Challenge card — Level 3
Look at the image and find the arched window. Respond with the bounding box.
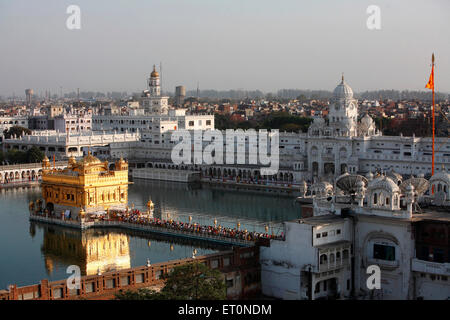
[320,254,328,264]
[373,193,378,205]
[386,197,390,205]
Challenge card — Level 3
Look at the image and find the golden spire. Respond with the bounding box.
[151,64,159,77]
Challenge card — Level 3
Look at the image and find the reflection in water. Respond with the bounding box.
[0,180,297,287]
[128,180,301,233]
[33,222,229,278]
[39,225,131,276]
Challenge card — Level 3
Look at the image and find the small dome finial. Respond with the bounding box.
[151,65,159,77]
[341,72,344,82]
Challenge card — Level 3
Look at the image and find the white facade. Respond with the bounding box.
[54,113,92,133]
[260,171,450,300]
[2,130,140,159]
[260,215,353,300]
[101,77,449,184]
[0,116,28,137]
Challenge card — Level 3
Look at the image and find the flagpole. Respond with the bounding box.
[431,53,435,177]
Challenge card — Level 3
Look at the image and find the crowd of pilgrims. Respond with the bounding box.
[94,209,284,242]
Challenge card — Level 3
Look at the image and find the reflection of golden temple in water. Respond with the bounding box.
[41,227,131,276]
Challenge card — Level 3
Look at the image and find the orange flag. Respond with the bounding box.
[425,55,434,90]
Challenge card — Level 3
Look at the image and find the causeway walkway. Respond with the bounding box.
[30,215,256,247]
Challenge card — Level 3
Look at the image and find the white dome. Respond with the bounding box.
[430,171,450,186]
[368,176,400,193]
[333,77,353,100]
[361,113,374,126]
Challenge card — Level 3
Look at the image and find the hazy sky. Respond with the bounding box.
[0,0,449,97]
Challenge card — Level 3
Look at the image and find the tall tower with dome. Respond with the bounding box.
[328,75,359,137]
[140,64,169,114]
[149,65,161,97]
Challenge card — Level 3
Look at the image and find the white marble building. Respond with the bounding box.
[2,130,140,159]
[0,116,29,135]
[92,66,214,138]
[101,76,449,184]
[260,171,450,300]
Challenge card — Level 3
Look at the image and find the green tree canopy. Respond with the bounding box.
[115,262,226,300]
[0,146,45,164]
[26,146,45,163]
[3,126,31,139]
[5,149,27,164]
[262,112,313,133]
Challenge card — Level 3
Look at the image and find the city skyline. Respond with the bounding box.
[1,0,449,96]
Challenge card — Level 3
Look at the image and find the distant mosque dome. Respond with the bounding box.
[333,75,353,100]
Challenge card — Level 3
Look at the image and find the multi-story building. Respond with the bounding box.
[2,130,140,159]
[104,76,449,184]
[0,116,29,139]
[92,66,214,135]
[260,170,450,300]
[53,113,92,133]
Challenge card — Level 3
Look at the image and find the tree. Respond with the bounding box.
[3,126,31,139]
[26,146,45,163]
[262,112,313,133]
[5,149,27,164]
[115,262,226,300]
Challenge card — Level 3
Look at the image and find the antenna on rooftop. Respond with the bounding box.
[160,61,162,94]
[197,82,200,101]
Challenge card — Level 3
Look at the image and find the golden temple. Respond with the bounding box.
[41,153,129,219]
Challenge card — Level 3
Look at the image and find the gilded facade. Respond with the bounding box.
[41,153,129,218]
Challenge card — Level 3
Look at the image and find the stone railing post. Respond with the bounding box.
[8,284,18,300]
[39,279,49,299]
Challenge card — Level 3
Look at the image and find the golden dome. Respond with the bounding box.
[68,155,76,165]
[80,153,101,165]
[150,65,159,78]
